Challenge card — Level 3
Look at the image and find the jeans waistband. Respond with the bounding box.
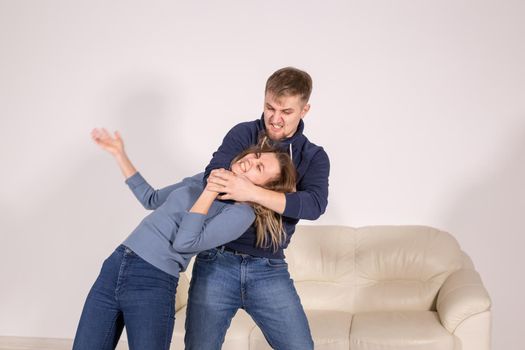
[116,244,135,255]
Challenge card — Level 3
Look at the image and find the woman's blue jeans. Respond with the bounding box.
[184,247,314,350]
[73,245,179,350]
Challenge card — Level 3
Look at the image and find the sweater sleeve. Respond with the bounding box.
[282,148,330,220]
[125,172,191,210]
[203,122,255,185]
[172,204,256,253]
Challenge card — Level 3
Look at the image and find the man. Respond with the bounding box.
[185,67,330,349]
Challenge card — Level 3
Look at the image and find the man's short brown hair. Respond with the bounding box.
[265,67,313,103]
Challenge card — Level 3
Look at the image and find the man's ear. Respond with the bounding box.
[301,103,311,119]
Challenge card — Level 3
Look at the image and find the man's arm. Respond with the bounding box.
[203,122,256,184]
[206,169,286,214]
[208,149,330,220]
[282,149,330,220]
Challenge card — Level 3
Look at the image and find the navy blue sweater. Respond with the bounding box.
[204,115,330,258]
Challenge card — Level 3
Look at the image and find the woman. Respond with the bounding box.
[72,128,296,350]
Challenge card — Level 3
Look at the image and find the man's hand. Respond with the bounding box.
[206,169,258,202]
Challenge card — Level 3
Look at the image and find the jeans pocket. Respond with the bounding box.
[196,248,219,262]
[266,258,288,268]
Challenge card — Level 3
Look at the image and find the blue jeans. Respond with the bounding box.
[184,247,313,350]
[73,245,179,350]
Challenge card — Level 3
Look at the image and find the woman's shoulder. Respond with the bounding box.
[164,173,204,202]
[181,172,205,187]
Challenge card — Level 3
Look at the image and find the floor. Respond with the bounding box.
[0,337,128,350]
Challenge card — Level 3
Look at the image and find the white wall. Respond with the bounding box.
[1,1,524,348]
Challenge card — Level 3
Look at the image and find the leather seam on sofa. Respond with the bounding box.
[450,309,491,334]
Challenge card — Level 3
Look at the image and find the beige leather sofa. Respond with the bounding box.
[171,225,491,349]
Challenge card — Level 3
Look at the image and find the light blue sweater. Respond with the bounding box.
[122,172,255,277]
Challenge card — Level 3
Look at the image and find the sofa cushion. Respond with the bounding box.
[286,225,356,311]
[249,310,353,350]
[350,311,458,350]
[286,226,464,313]
[353,226,464,313]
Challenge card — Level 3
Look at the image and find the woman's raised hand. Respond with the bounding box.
[91,128,137,179]
[91,128,125,157]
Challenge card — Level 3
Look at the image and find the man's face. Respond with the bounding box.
[263,92,310,140]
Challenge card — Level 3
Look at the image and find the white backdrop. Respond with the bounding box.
[1,1,524,349]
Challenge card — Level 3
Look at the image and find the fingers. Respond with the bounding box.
[101,128,110,136]
[114,130,122,141]
[206,170,233,193]
[91,128,105,144]
[91,127,121,143]
[206,178,233,194]
[205,184,225,193]
[209,169,235,181]
[91,128,101,140]
[91,128,108,141]
[207,173,227,183]
[211,168,234,175]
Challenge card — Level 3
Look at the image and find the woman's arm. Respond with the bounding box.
[172,203,255,254]
[172,183,255,253]
[188,187,219,215]
[125,173,199,210]
[92,128,188,210]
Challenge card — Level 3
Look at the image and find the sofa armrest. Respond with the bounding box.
[436,268,491,333]
[175,272,190,312]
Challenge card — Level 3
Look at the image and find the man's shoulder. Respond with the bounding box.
[222,119,263,143]
[297,133,329,159]
[228,119,262,134]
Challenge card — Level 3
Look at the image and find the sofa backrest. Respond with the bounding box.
[285,225,464,313]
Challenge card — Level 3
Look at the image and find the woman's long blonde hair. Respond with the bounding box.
[230,135,296,252]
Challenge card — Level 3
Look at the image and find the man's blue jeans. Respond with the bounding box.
[73,245,179,350]
[184,247,314,350]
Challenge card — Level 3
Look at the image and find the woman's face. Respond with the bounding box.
[231,152,281,186]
